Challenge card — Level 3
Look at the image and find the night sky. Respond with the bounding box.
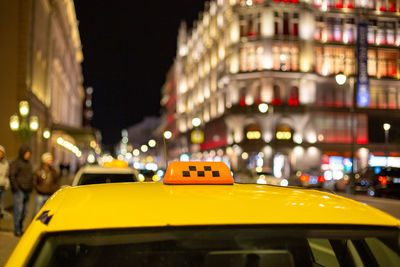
[74,1,205,145]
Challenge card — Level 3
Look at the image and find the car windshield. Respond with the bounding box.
[28,226,400,267]
[78,173,137,185]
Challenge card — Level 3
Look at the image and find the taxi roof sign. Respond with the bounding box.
[163,161,234,185]
[103,159,129,168]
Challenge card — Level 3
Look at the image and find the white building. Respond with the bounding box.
[165,0,400,177]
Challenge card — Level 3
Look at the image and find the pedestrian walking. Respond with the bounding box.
[9,146,33,236]
[33,153,60,216]
[0,145,10,218]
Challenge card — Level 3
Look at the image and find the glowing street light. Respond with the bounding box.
[133,149,140,156]
[335,72,347,85]
[141,145,148,152]
[9,115,19,131]
[43,129,51,139]
[148,139,156,148]
[383,123,391,131]
[163,130,172,140]
[384,123,391,158]
[19,101,29,117]
[192,117,201,127]
[258,103,269,113]
[29,115,39,131]
[9,101,39,144]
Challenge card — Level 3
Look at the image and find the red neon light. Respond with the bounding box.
[317,176,325,183]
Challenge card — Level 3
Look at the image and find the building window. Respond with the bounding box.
[314,17,324,41]
[272,85,282,105]
[377,0,397,11]
[344,0,354,8]
[314,114,368,144]
[368,50,377,77]
[367,20,399,45]
[368,21,376,44]
[369,50,398,78]
[288,86,299,106]
[315,16,355,44]
[239,43,265,72]
[315,46,355,76]
[378,50,397,77]
[240,14,261,39]
[343,18,355,43]
[274,12,299,37]
[272,43,299,71]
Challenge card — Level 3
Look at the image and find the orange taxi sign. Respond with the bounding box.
[163,161,233,185]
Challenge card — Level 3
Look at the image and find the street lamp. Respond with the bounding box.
[148,139,156,148]
[335,72,347,85]
[383,123,391,158]
[43,128,51,139]
[192,117,201,127]
[258,103,269,113]
[162,130,172,168]
[141,145,148,153]
[9,100,39,144]
[335,73,355,194]
[163,130,172,140]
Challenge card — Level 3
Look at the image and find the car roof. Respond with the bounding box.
[31,183,400,232]
[72,165,139,186]
[76,165,137,174]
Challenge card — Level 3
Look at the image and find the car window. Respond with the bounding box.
[28,226,400,267]
[78,173,137,185]
[365,237,400,267]
[308,238,340,267]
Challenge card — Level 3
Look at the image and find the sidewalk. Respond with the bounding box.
[0,174,74,265]
[0,231,19,266]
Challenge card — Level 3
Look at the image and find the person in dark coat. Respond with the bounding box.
[9,146,33,236]
[33,153,60,216]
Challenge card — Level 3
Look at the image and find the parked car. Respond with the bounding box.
[296,170,325,188]
[356,166,400,198]
[72,164,139,186]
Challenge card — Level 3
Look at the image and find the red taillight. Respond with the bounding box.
[317,176,325,182]
[378,176,388,185]
[300,175,310,182]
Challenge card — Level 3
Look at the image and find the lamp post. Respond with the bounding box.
[335,73,355,194]
[9,101,39,144]
[383,123,391,159]
[163,130,172,168]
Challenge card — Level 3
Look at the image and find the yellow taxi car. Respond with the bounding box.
[6,162,400,266]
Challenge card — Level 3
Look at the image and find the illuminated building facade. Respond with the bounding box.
[165,0,400,177]
[0,0,85,168]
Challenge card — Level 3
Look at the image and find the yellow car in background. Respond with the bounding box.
[6,162,400,266]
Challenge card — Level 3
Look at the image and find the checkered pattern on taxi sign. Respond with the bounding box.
[163,161,233,184]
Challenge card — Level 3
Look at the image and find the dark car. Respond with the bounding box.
[295,170,325,188]
[356,166,400,198]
